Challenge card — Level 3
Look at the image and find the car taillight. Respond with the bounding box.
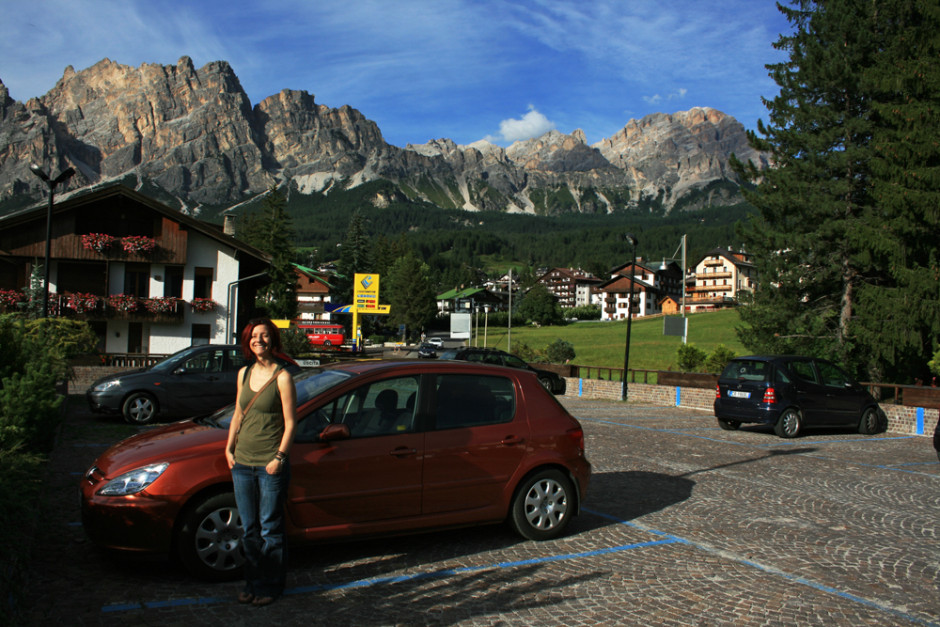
[715,385,721,399]
[566,427,585,453]
[763,387,777,404]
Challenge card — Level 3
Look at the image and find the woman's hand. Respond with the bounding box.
[225,448,236,469]
[265,458,282,475]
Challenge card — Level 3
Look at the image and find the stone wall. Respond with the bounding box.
[562,377,938,438]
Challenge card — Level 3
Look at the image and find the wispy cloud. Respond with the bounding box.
[484,106,556,144]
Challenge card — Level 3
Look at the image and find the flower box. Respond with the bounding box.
[144,297,179,314]
[0,288,25,311]
[82,233,117,253]
[66,292,100,314]
[190,298,218,313]
[121,236,157,255]
[107,294,138,313]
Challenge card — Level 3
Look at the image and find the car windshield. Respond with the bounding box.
[438,350,458,360]
[199,368,355,428]
[721,360,771,382]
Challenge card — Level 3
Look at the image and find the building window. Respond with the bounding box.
[165,265,184,298]
[191,324,211,346]
[124,263,150,298]
[193,267,213,300]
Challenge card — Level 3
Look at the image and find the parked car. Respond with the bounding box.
[714,355,884,438]
[81,360,591,579]
[933,415,939,463]
[439,347,566,395]
[86,344,300,425]
[427,337,444,349]
[416,342,438,358]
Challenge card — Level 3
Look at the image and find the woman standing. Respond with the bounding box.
[225,318,297,607]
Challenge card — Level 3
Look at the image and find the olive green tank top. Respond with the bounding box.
[234,364,285,466]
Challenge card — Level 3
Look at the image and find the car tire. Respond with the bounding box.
[176,492,244,581]
[323,340,332,346]
[717,418,740,431]
[510,469,575,541]
[122,392,159,425]
[774,408,802,438]
[857,407,882,435]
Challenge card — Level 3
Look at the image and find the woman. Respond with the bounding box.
[225,318,297,607]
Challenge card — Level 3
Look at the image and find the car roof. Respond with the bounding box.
[328,358,537,379]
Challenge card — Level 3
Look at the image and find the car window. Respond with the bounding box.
[721,360,770,382]
[314,376,420,438]
[179,349,224,374]
[788,360,818,384]
[502,354,528,369]
[463,352,486,363]
[774,367,791,384]
[433,374,515,430]
[227,349,247,371]
[816,361,849,388]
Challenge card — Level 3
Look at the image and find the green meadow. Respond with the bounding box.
[470,308,750,372]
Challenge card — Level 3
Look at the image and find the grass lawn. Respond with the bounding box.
[470,308,750,372]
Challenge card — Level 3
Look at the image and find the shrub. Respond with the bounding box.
[705,344,737,374]
[281,327,312,357]
[546,338,576,363]
[677,343,707,373]
[562,305,601,321]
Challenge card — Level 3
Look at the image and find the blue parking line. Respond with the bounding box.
[582,508,940,627]
[100,537,680,613]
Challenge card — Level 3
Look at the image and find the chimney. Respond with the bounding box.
[223,214,236,236]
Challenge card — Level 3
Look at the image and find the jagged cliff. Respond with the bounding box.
[0,57,767,217]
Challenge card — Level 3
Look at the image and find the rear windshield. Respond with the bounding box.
[721,360,771,382]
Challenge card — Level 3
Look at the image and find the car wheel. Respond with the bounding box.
[323,339,332,346]
[176,492,244,581]
[122,392,158,425]
[857,407,881,435]
[774,408,802,438]
[717,418,740,431]
[510,469,574,541]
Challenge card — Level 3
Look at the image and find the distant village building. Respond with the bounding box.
[535,267,602,308]
[593,259,683,321]
[293,263,335,322]
[686,248,756,312]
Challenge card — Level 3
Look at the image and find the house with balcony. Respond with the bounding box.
[593,259,684,321]
[686,248,756,311]
[535,267,602,309]
[0,184,271,354]
[293,263,335,322]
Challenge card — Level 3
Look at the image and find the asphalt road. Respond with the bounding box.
[19,396,940,626]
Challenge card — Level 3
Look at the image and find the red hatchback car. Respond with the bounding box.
[81,360,591,579]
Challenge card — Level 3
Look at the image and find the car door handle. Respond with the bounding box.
[501,436,524,446]
[389,447,417,458]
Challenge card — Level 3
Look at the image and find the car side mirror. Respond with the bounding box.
[319,423,351,442]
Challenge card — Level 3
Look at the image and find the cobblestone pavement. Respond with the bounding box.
[20,396,940,626]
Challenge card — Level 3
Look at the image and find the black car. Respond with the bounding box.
[714,355,884,438]
[933,415,940,462]
[87,344,300,425]
[416,343,438,359]
[439,347,566,395]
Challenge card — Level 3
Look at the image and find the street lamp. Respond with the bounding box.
[30,164,75,318]
[622,233,638,401]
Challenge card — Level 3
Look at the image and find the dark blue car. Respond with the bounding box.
[714,355,884,438]
[87,344,300,424]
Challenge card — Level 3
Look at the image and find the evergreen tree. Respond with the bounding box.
[516,284,563,326]
[386,251,437,340]
[335,210,373,308]
[732,0,940,382]
[243,187,297,319]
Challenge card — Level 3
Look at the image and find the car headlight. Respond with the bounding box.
[93,380,121,393]
[98,462,169,496]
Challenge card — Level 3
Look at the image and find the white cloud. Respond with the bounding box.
[487,106,556,144]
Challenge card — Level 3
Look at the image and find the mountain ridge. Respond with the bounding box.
[0,57,768,218]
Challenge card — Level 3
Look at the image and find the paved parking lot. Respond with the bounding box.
[20,396,939,626]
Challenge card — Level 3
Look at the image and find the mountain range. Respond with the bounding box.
[0,57,768,219]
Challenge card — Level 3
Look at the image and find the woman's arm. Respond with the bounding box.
[267,369,298,475]
[225,365,247,469]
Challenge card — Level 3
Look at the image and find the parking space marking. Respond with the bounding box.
[100,537,682,614]
[582,508,940,627]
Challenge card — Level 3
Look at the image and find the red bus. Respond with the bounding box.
[297,323,346,347]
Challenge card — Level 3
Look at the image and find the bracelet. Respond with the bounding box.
[275,451,288,461]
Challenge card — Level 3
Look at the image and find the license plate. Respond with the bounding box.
[728,390,750,399]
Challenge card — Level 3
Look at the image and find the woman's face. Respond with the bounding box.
[249,324,275,358]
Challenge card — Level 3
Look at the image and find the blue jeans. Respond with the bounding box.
[231,462,290,597]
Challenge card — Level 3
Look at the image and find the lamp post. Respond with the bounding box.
[29,164,75,318]
[622,233,638,401]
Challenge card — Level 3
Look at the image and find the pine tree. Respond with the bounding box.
[387,251,437,340]
[335,210,372,308]
[240,186,297,319]
[732,0,940,382]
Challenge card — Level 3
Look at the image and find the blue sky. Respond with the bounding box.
[0,0,791,148]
